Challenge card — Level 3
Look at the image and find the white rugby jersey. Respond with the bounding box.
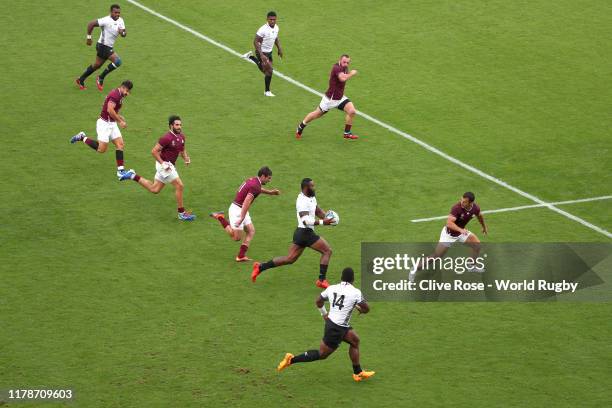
[256,23,279,53]
[321,282,364,327]
[97,15,125,47]
[296,192,317,229]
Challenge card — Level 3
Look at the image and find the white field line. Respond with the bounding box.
[411,195,612,223]
[127,0,612,239]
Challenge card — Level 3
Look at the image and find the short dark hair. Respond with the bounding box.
[267,11,277,17]
[258,166,272,177]
[121,80,133,90]
[341,267,355,283]
[463,192,475,202]
[110,4,121,11]
[168,115,181,126]
[301,178,312,189]
[341,54,350,59]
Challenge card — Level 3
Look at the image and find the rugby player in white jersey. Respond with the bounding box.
[277,267,375,382]
[76,4,127,91]
[251,178,336,288]
[241,11,283,96]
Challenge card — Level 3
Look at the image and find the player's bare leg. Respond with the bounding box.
[133,176,165,194]
[252,244,305,282]
[171,178,184,209]
[236,223,255,262]
[277,339,335,372]
[209,212,241,240]
[344,329,375,381]
[465,233,484,273]
[342,102,359,139]
[409,243,449,282]
[96,141,109,153]
[70,130,111,153]
[111,137,126,175]
[296,108,325,139]
[310,237,333,288]
[77,56,105,89]
[262,58,275,96]
[97,53,123,91]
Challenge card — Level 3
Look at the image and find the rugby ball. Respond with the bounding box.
[325,210,340,226]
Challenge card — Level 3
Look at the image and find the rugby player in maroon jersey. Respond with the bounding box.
[210,167,280,261]
[296,54,359,140]
[121,115,196,221]
[70,80,133,179]
[409,192,488,281]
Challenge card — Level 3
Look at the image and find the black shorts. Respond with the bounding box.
[337,98,351,111]
[96,42,114,60]
[322,319,350,349]
[256,51,273,62]
[292,227,320,248]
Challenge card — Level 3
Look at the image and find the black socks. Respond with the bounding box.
[291,350,320,364]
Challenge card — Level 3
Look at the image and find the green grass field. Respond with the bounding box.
[2,0,611,406]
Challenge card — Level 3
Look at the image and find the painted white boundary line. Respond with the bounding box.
[411,195,612,223]
[127,0,612,239]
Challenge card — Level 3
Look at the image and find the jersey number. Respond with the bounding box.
[332,293,345,310]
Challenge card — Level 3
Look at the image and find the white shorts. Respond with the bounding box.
[154,161,180,184]
[439,227,472,247]
[318,95,349,112]
[228,202,252,230]
[96,118,122,143]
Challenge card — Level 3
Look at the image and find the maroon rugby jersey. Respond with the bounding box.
[233,177,262,207]
[325,63,348,100]
[158,131,185,164]
[446,202,481,237]
[100,88,123,122]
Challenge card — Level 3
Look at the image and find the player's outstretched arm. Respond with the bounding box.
[477,214,488,235]
[315,295,328,320]
[85,20,99,45]
[355,301,370,314]
[275,37,283,58]
[446,215,466,235]
[262,188,280,195]
[315,206,326,219]
[107,101,126,128]
[253,35,264,55]
[235,194,254,227]
[151,143,164,164]
[338,70,358,82]
[180,150,190,165]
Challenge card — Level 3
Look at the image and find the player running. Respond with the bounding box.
[209,167,280,262]
[70,80,134,179]
[120,115,196,221]
[251,178,336,288]
[277,267,375,382]
[241,11,283,97]
[76,4,127,91]
[296,54,359,140]
[409,192,488,282]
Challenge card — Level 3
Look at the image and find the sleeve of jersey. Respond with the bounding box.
[250,184,262,196]
[474,205,481,216]
[450,205,461,218]
[110,92,121,104]
[255,26,265,38]
[320,288,329,300]
[158,135,171,147]
[97,17,106,27]
[296,199,309,214]
[334,65,344,79]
